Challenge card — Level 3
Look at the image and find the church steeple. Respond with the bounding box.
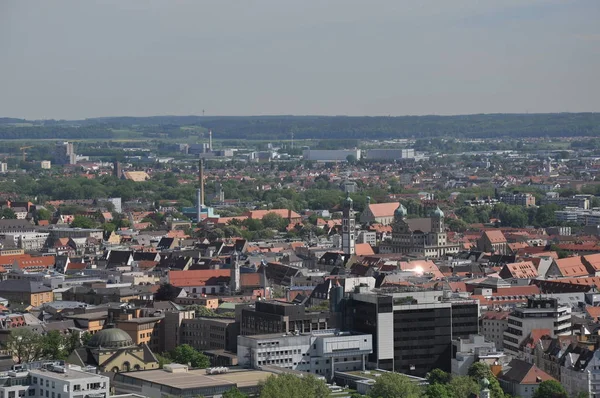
[342,193,355,256]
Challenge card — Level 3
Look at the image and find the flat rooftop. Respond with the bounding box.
[30,368,102,380]
[119,368,272,390]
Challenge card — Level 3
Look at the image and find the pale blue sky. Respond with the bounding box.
[1,0,599,119]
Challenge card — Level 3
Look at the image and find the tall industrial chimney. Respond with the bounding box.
[199,159,205,206]
[208,130,213,151]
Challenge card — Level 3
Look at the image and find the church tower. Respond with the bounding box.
[342,193,355,256]
[431,206,444,233]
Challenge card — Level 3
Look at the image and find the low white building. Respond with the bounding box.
[451,334,504,376]
[6,232,49,251]
[302,149,361,162]
[238,329,372,380]
[0,362,109,398]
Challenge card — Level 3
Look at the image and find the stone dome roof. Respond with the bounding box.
[432,206,444,218]
[87,327,134,349]
[394,203,407,218]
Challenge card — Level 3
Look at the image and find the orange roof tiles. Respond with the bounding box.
[169,269,231,287]
[398,260,443,278]
[367,202,400,218]
[554,257,589,277]
[583,253,600,271]
[241,273,261,287]
[502,261,538,279]
[355,243,375,256]
[483,230,507,243]
[14,255,55,269]
[482,310,510,320]
[244,209,301,220]
[586,305,600,320]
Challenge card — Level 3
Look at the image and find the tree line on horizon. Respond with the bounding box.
[1,113,600,140]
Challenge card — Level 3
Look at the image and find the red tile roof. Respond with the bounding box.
[502,261,538,279]
[554,257,589,277]
[244,209,301,220]
[398,260,443,278]
[482,310,510,320]
[586,305,600,320]
[483,230,507,243]
[355,243,375,256]
[169,269,231,287]
[241,273,261,287]
[583,253,600,271]
[367,202,400,218]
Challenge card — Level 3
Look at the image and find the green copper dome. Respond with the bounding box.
[432,206,444,218]
[394,203,407,218]
[344,193,353,207]
[87,327,135,349]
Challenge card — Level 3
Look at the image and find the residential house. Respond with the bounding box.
[546,256,590,278]
[499,261,538,280]
[499,358,556,398]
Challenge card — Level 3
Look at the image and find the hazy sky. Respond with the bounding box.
[1,0,599,119]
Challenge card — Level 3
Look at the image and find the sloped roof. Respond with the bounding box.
[244,209,301,220]
[501,261,538,279]
[367,202,400,218]
[483,230,507,243]
[355,243,375,256]
[168,269,231,287]
[123,171,150,182]
[583,253,600,271]
[406,218,432,233]
[481,310,510,320]
[398,260,443,278]
[554,256,589,277]
[15,255,55,270]
[585,305,600,320]
[241,273,261,287]
[501,358,555,384]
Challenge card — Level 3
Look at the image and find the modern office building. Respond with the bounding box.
[238,329,372,380]
[503,297,571,355]
[55,142,76,165]
[498,193,536,207]
[0,361,109,398]
[344,289,479,377]
[181,316,239,352]
[239,300,330,336]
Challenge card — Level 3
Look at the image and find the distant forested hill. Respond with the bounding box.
[1,113,599,140]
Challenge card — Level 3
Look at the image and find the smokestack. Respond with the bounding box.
[199,159,205,207]
[209,130,213,151]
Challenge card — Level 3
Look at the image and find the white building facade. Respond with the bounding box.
[503,297,571,355]
[238,330,372,380]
